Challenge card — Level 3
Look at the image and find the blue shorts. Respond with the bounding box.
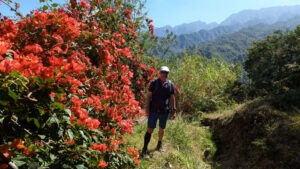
[147,111,169,129]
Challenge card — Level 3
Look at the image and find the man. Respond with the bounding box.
[141,66,176,157]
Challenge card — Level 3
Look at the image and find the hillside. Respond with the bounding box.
[191,16,300,62]
[166,16,300,62]
[202,97,300,169]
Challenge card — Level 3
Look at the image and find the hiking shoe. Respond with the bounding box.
[155,142,164,152]
[140,148,150,158]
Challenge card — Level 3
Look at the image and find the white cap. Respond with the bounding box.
[159,66,170,72]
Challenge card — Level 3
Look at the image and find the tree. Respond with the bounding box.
[245,26,300,95]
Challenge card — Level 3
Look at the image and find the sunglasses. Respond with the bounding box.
[160,71,169,74]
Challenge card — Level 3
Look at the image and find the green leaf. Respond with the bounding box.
[46,116,59,126]
[38,135,46,139]
[67,129,74,140]
[45,78,55,83]
[76,164,87,169]
[50,153,57,161]
[12,156,27,167]
[50,102,63,110]
[43,5,48,11]
[33,118,40,128]
[0,100,9,106]
[52,3,58,7]
[65,109,72,116]
[58,127,64,137]
[79,130,88,141]
[8,88,19,102]
[28,162,39,169]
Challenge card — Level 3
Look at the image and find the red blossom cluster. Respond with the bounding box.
[146,18,155,37]
[0,0,156,167]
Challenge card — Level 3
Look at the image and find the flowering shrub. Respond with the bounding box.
[0,0,155,168]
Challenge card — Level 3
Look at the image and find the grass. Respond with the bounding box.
[125,115,216,169]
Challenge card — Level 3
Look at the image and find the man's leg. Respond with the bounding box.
[156,113,169,151]
[142,128,154,152]
[158,127,164,142]
[142,112,158,155]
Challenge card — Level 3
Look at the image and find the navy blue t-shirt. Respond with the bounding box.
[149,78,175,113]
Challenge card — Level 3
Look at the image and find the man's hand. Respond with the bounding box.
[146,108,150,117]
[170,108,176,120]
[170,112,176,120]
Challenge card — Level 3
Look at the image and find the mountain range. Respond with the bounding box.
[152,5,300,62]
[155,5,300,37]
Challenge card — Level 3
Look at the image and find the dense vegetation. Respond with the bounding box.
[0,0,156,168]
[158,55,240,114]
[245,26,300,96]
[0,0,299,168]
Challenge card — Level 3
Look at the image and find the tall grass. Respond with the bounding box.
[159,55,240,113]
[125,115,216,169]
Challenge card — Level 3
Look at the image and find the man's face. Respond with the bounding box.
[159,71,169,81]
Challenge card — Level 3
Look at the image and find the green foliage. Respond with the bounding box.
[140,29,177,59]
[159,55,240,113]
[245,25,300,96]
[125,116,216,169]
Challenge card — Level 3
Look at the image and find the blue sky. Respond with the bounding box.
[1,0,300,27]
[145,0,300,27]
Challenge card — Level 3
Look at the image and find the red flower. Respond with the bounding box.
[140,64,146,70]
[80,0,90,9]
[24,44,43,54]
[12,138,25,149]
[134,157,139,165]
[111,128,117,134]
[86,118,100,130]
[66,139,75,145]
[23,148,35,156]
[123,9,132,14]
[105,8,114,13]
[92,143,107,153]
[0,44,7,55]
[98,159,108,168]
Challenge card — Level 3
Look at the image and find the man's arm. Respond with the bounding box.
[145,91,152,116]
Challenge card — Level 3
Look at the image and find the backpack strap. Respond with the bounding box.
[153,79,159,95]
[168,80,174,94]
[153,79,174,95]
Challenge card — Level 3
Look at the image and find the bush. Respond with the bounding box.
[160,55,239,113]
[245,27,300,95]
[0,0,155,168]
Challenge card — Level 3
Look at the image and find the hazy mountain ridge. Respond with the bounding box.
[221,5,300,26]
[155,5,300,37]
[188,16,300,62]
[155,20,218,37]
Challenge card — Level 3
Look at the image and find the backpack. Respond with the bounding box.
[150,79,174,113]
[153,79,173,96]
